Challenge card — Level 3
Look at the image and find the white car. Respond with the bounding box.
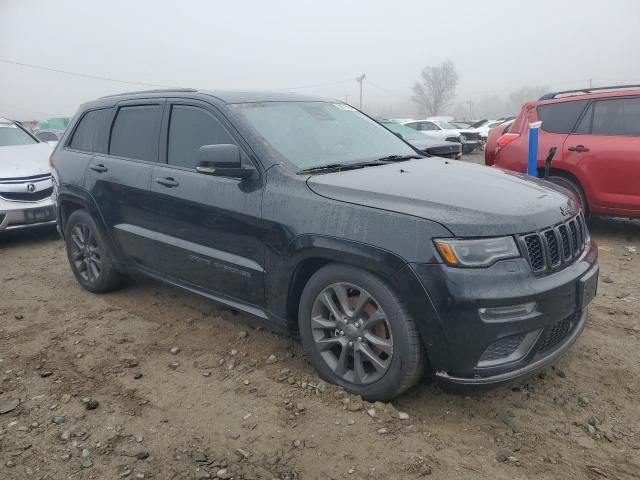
[468,119,506,140]
[0,117,56,231]
[401,119,483,154]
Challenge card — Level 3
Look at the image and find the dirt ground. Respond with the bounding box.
[1,160,639,479]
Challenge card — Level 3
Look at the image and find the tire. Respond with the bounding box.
[64,209,125,293]
[298,264,425,401]
[462,144,474,154]
[547,175,588,216]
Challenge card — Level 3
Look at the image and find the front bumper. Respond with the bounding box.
[0,197,56,231]
[410,240,598,384]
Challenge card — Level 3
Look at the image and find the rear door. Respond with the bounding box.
[147,99,265,306]
[535,99,589,168]
[564,97,640,213]
[84,101,165,267]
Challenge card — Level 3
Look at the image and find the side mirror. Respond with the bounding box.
[195,144,255,179]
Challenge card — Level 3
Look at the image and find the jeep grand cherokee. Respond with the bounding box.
[51,89,598,400]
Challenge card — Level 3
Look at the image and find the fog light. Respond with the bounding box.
[479,302,537,322]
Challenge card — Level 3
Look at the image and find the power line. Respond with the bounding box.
[271,78,354,91]
[0,58,172,88]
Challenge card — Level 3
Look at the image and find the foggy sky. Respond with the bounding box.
[2,0,640,121]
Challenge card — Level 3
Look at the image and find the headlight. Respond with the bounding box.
[434,236,520,267]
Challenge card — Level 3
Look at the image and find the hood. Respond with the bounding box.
[0,143,53,179]
[306,158,577,236]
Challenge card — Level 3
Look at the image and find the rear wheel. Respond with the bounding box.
[298,264,424,401]
[64,209,125,293]
[547,175,588,215]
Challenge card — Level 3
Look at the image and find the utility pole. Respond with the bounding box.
[344,94,349,104]
[356,74,366,109]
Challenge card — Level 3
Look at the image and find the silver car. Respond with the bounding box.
[0,117,56,231]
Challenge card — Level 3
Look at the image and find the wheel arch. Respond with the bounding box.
[56,187,124,264]
[538,167,589,211]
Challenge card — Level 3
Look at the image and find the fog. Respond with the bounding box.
[2,0,640,121]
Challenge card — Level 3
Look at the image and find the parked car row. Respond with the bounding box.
[47,88,598,400]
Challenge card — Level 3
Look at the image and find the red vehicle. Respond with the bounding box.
[486,85,640,217]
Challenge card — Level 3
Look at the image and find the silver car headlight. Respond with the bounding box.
[434,236,520,267]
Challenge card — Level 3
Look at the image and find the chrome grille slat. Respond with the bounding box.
[520,213,588,275]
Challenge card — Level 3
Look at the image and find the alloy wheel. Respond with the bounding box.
[69,223,102,284]
[310,282,393,385]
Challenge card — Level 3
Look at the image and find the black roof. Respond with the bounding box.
[99,88,325,104]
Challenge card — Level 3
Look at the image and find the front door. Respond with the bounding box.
[148,100,265,306]
[564,97,640,213]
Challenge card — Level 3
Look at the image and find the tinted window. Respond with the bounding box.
[592,98,640,136]
[167,105,234,169]
[537,100,588,134]
[69,108,112,153]
[574,104,593,134]
[109,105,162,162]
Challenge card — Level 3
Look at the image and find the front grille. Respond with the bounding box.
[0,187,53,202]
[520,213,588,275]
[536,316,574,353]
[479,333,527,363]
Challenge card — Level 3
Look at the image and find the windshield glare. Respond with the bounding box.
[0,123,38,147]
[231,102,415,169]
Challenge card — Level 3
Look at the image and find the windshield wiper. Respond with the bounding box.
[375,154,423,162]
[297,162,384,175]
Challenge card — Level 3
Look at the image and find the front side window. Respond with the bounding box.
[230,102,415,169]
[591,98,640,136]
[69,108,113,153]
[0,121,38,146]
[537,100,588,134]
[109,105,162,162]
[167,105,235,169]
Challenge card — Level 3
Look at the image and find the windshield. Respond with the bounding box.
[380,121,426,140]
[230,102,415,169]
[0,122,38,146]
[433,121,459,130]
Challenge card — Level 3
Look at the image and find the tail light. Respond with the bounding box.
[495,133,520,153]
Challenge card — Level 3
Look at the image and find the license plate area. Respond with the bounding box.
[578,266,599,309]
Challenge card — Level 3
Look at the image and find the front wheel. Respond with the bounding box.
[298,264,425,401]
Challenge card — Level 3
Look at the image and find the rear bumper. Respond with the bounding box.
[408,240,598,384]
[0,198,56,231]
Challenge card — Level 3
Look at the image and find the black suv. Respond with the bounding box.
[51,89,598,400]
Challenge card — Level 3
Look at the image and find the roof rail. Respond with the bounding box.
[539,84,640,100]
[99,88,197,99]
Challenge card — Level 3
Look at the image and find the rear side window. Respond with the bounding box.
[68,108,112,153]
[109,105,162,162]
[167,105,235,169]
[591,98,640,136]
[537,100,588,134]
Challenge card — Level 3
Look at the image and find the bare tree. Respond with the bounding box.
[411,60,459,116]
[505,85,548,114]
